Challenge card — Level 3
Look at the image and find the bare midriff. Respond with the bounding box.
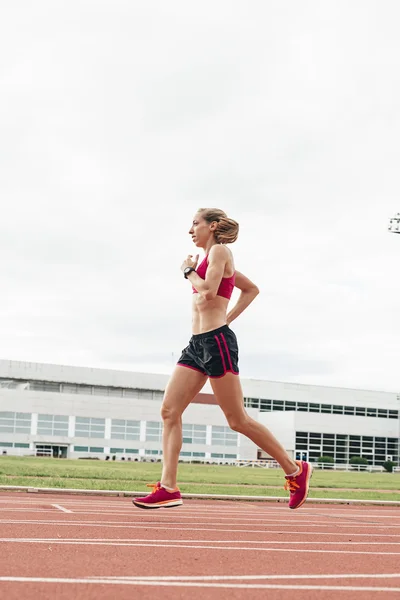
[191,294,229,335]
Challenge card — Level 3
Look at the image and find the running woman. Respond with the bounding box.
[132,208,312,510]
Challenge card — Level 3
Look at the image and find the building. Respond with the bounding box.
[0,359,399,465]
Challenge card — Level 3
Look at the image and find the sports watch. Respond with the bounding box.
[184,267,196,279]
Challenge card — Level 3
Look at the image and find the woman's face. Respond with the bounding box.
[188,213,215,247]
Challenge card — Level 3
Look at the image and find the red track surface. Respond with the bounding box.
[0,492,399,599]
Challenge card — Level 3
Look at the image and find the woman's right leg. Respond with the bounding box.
[160,366,207,489]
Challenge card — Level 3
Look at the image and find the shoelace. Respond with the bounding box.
[146,483,161,494]
[284,478,300,493]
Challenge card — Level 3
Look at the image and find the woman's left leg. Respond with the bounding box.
[209,373,298,475]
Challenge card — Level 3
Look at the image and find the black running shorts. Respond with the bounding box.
[177,325,239,378]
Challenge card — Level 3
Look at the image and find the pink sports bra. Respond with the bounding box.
[192,256,236,300]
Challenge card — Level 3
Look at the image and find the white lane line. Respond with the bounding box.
[36,512,397,527]
[31,503,400,516]
[64,509,388,521]
[90,573,400,581]
[0,509,62,513]
[2,537,399,547]
[5,524,400,538]
[0,538,399,555]
[0,519,396,533]
[0,576,399,591]
[1,498,400,517]
[1,500,399,521]
[51,504,73,514]
[60,511,309,520]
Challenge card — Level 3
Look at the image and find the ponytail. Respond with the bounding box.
[198,208,239,244]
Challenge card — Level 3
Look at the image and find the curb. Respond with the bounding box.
[1,485,400,506]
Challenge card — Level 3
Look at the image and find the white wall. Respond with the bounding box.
[258,410,398,439]
[0,388,258,460]
[242,378,398,409]
[1,359,398,409]
[0,360,168,392]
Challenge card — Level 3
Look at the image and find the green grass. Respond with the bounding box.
[0,456,399,501]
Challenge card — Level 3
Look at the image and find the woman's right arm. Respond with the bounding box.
[226,271,259,325]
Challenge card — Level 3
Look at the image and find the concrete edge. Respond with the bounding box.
[1,485,400,506]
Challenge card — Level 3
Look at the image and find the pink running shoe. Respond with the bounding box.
[284,461,313,509]
[132,482,183,510]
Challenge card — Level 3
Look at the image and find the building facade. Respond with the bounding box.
[0,359,399,465]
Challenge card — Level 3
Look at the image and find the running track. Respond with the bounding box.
[0,492,399,599]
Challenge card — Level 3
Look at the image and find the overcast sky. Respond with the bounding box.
[1,1,399,393]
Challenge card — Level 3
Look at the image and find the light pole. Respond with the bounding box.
[388,216,400,464]
[398,394,400,468]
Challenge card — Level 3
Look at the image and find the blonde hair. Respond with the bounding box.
[198,208,239,244]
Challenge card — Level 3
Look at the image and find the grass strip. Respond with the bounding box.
[1,476,400,502]
[1,457,400,500]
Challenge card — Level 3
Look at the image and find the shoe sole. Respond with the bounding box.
[132,499,183,510]
[289,463,313,510]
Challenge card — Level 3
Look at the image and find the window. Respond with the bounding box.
[72,446,103,453]
[260,399,272,411]
[123,388,163,400]
[0,412,31,434]
[333,405,343,414]
[14,443,30,448]
[179,451,205,458]
[138,390,156,400]
[285,401,296,411]
[182,424,207,444]
[211,425,238,447]
[389,410,399,419]
[321,404,332,413]
[76,385,93,396]
[356,407,366,416]
[92,386,109,396]
[297,403,308,412]
[296,431,400,466]
[344,406,355,415]
[110,447,139,455]
[366,408,377,418]
[62,384,78,394]
[349,440,360,448]
[0,441,13,447]
[111,419,140,441]
[75,417,105,438]
[309,403,320,413]
[108,387,123,397]
[272,400,284,411]
[246,398,261,409]
[0,379,29,390]
[146,421,162,442]
[29,381,60,392]
[37,414,69,436]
